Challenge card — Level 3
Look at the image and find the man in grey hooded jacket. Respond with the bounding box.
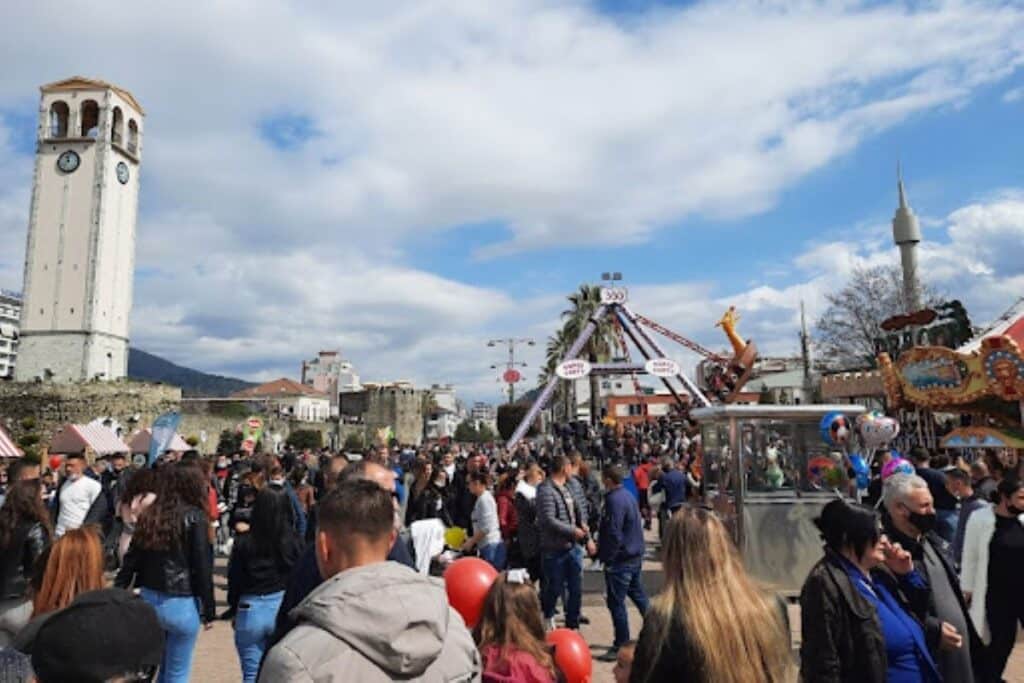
[259,479,480,682]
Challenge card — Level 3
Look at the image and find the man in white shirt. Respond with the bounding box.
[55,453,103,537]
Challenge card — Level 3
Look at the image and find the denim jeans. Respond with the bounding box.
[140,588,200,683]
[542,545,583,628]
[479,541,507,571]
[234,591,284,683]
[605,560,650,647]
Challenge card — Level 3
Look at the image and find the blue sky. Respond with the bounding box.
[1,1,1023,402]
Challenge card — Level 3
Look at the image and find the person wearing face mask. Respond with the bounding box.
[800,499,938,682]
[883,473,986,683]
[960,477,1024,680]
[945,468,990,570]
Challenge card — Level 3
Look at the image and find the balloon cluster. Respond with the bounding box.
[443,558,593,683]
[855,411,900,449]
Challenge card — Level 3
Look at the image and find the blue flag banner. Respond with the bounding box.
[148,411,182,466]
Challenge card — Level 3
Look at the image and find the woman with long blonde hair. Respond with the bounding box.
[631,508,791,683]
[31,527,105,617]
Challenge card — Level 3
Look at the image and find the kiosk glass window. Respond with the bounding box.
[700,421,732,495]
[739,419,797,492]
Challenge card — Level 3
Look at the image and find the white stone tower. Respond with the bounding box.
[15,77,143,382]
[892,164,923,313]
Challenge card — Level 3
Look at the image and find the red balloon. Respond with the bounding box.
[443,557,497,628]
[48,454,63,471]
[546,628,592,683]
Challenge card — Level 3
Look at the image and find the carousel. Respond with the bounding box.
[879,297,1024,453]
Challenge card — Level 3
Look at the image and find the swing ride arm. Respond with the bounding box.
[633,313,728,363]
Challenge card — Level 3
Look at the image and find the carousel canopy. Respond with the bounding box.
[127,428,190,455]
[49,423,130,457]
[941,426,1024,450]
[0,423,22,458]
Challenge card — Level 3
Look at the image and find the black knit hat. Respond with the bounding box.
[15,588,164,682]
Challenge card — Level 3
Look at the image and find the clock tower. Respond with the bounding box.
[15,77,143,382]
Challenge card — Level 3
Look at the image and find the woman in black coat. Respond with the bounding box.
[799,499,939,683]
[0,479,51,646]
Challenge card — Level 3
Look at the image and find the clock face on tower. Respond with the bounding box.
[116,161,130,185]
[57,150,80,173]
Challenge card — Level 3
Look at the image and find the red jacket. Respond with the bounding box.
[481,645,556,683]
[496,489,518,540]
[634,462,653,491]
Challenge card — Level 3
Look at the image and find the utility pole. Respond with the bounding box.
[488,337,534,403]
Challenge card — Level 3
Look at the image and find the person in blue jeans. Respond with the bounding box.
[116,464,216,683]
[595,464,649,661]
[227,487,304,682]
[536,455,592,630]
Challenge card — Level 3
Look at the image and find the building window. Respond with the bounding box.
[49,101,69,137]
[127,120,139,153]
[111,106,124,145]
[80,100,100,138]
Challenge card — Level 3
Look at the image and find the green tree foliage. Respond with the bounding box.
[286,429,323,451]
[216,429,243,455]
[343,432,365,452]
[454,420,479,443]
[496,403,538,441]
[557,285,621,425]
[477,423,496,443]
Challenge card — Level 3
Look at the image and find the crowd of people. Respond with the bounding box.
[801,446,1024,682]
[0,415,1021,681]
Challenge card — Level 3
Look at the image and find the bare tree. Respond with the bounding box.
[815,265,941,368]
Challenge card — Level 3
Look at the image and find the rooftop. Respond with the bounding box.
[231,377,328,399]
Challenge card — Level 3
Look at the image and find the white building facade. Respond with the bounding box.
[0,290,21,379]
[301,350,360,416]
[15,77,143,382]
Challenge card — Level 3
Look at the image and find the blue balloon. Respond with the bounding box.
[820,412,851,447]
[849,453,870,489]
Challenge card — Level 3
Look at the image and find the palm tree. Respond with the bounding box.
[540,329,572,422]
[560,284,620,426]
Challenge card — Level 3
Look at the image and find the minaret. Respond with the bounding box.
[892,163,923,313]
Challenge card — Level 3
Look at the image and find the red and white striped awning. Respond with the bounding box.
[49,423,130,456]
[0,423,23,458]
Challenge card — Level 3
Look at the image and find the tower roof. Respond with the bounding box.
[892,163,921,244]
[41,76,144,115]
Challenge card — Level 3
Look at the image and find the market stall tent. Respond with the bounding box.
[0,423,22,458]
[48,423,129,457]
[127,428,190,455]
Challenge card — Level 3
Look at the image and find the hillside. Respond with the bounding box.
[128,348,255,397]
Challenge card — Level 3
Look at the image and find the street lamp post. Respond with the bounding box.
[488,337,535,403]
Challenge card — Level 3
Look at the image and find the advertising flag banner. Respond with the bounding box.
[148,412,182,466]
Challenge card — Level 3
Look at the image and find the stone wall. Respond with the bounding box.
[362,386,424,445]
[178,399,338,454]
[0,379,181,446]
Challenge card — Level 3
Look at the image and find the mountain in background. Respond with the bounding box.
[128,348,255,397]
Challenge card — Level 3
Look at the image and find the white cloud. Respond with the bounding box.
[1,2,1023,400]
[626,191,1024,369]
[1004,86,1024,102]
